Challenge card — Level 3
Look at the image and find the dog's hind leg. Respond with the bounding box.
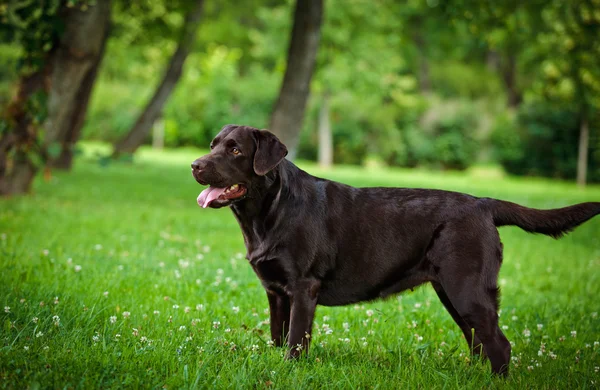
[431,281,486,359]
[429,220,511,375]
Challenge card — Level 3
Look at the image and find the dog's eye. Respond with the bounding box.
[231,147,241,155]
[210,143,214,150]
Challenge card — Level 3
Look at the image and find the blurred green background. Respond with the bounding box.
[1,0,599,189]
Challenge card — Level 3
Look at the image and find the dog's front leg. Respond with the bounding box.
[266,290,290,347]
[286,279,320,359]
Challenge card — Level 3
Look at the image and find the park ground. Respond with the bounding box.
[1,144,599,389]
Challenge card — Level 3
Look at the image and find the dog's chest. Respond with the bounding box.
[250,258,290,291]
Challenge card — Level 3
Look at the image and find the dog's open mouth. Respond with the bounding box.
[197,184,247,208]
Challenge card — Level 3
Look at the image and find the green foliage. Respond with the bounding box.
[84,45,279,146]
[2,0,599,182]
[0,0,63,73]
[492,103,600,182]
[1,145,600,387]
[430,61,504,99]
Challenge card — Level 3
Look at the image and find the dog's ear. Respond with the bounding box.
[253,129,288,176]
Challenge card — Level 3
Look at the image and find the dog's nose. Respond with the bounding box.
[191,159,203,171]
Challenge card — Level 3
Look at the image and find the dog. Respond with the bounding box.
[191,124,600,375]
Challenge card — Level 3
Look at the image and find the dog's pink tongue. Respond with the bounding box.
[197,186,227,208]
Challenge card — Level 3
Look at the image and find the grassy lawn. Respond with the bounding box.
[1,144,599,389]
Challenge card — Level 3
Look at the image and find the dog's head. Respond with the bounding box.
[191,125,288,208]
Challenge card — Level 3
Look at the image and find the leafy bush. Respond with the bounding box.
[491,103,600,182]
[396,100,479,170]
[83,46,279,147]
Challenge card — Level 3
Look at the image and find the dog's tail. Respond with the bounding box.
[485,198,600,239]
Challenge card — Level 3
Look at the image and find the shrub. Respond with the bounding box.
[491,103,600,182]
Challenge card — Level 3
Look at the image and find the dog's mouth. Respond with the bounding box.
[197,184,247,208]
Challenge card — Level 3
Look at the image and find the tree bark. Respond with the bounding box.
[413,31,430,93]
[576,115,589,187]
[0,68,51,196]
[44,0,111,170]
[269,0,323,160]
[500,52,522,108]
[112,0,204,156]
[318,93,332,168]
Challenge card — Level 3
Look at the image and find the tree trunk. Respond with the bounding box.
[576,115,589,187]
[44,0,111,170]
[152,117,165,149]
[269,0,323,160]
[0,68,51,196]
[500,52,522,108]
[318,93,332,168]
[486,49,500,72]
[112,0,204,156]
[413,31,430,93]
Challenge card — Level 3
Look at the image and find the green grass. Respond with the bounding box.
[1,144,599,389]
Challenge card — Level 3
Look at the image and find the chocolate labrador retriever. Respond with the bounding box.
[191,124,600,375]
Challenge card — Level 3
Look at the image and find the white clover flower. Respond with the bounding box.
[184,306,191,313]
[36,331,43,338]
[122,311,131,319]
[94,244,103,250]
[32,317,39,323]
[212,321,220,329]
[267,340,274,347]
[502,325,509,330]
[132,328,139,337]
[196,304,204,311]
[109,316,117,324]
[103,291,109,298]
[52,316,60,326]
[537,324,543,331]
[511,316,518,321]
[571,330,577,338]
[4,306,9,313]
[92,334,100,343]
[232,306,239,314]
[523,329,531,337]
[140,336,148,343]
[154,310,160,315]
[179,326,186,331]
[366,310,374,317]
[24,346,29,351]
[74,265,82,272]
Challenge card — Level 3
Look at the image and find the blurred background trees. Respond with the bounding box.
[1,0,599,195]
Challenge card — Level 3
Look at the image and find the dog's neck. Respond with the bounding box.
[230,160,306,251]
